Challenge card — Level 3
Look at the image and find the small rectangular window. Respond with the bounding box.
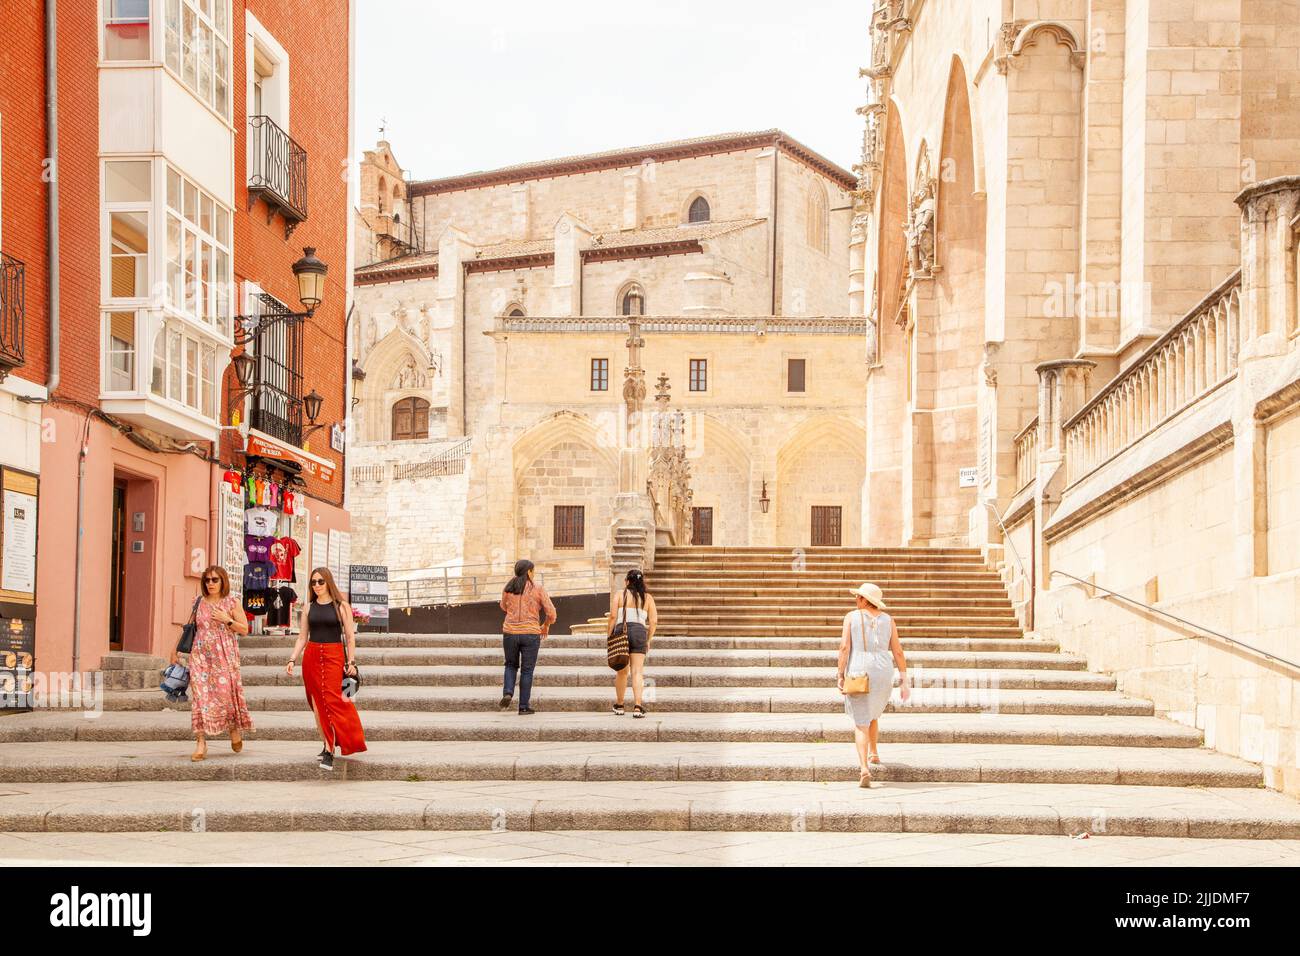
[554,506,585,550]
[689,359,707,392]
[591,358,609,391]
[104,0,151,61]
[788,358,806,393]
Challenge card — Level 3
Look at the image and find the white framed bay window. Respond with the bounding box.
[163,0,231,118]
[100,158,228,431]
[165,165,231,336]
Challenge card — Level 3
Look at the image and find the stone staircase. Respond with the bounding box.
[2,546,1299,846]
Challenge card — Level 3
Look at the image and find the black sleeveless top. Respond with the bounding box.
[307,600,343,644]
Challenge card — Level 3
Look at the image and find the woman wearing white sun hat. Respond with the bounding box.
[837,582,910,787]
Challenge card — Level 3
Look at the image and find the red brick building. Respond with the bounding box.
[1,1,355,679]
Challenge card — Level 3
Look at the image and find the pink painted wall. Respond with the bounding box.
[36,406,216,672]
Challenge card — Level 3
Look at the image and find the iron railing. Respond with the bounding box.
[388,559,605,610]
[250,293,304,446]
[248,115,308,232]
[1051,570,1300,676]
[0,253,24,378]
[374,212,420,253]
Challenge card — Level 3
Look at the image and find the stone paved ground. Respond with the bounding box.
[3,830,1299,867]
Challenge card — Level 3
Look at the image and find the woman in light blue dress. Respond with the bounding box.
[837,582,911,786]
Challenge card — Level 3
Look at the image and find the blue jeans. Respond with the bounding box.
[502,633,541,709]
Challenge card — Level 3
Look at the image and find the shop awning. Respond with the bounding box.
[245,429,337,484]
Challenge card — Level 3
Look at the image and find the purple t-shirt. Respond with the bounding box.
[245,534,275,565]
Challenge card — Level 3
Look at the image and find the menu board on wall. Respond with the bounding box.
[219,486,244,603]
[0,469,39,605]
[327,530,351,590]
[312,531,328,585]
[291,509,309,585]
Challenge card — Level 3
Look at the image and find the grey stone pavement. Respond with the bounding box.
[3,829,1300,867]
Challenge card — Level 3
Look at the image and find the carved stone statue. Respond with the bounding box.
[906,201,936,277]
[906,149,937,277]
[363,312,377,356]
[392,356,427,391]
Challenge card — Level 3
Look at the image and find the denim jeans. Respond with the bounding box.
[502,633,542,709]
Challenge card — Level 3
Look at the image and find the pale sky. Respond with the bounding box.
[356,0,872,180]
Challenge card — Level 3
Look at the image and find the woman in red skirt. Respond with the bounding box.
[285,566,366,770]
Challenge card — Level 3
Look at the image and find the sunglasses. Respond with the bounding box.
[310,578,326,586]
[203,577,221,583]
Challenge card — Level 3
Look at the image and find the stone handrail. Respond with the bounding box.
[1014,416,1039,491]
[1062,272,1242,485]
[495,316,868,335]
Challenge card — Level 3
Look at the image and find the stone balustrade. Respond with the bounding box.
[1062,274,1242,485]
[1014,417,1038,491]
[494,315,868,335]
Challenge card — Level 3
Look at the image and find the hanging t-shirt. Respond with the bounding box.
[223,470,241,494]
[245,507,277,537]
[246,476,257,506]
[245,534,275,566]
[242,589,270,616]
[282,491,297,515]
[266,586,298,627]
[268,537,301,581]
[243,561,272,592]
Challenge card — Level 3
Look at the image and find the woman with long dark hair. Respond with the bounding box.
[171,565,251,761]
[499,559,556,715]
[609,568,657,717]
[285,566,367,770]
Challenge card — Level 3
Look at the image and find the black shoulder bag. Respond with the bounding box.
[176,596,203,654]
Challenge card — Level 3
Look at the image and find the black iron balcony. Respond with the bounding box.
[249,293,305,447]
[248,115,308,237]
[0,252,25,381]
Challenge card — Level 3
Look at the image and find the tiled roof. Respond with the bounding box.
[408,130,855,195]
[356,219,765,283]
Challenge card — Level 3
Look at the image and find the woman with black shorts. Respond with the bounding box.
[608,569,657,717]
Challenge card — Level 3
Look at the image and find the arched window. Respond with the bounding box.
[507,308,525,317]
[806,183,828,253]
[620,283,645,316]
[688,196,711,223]
[391,397,430,441]
[377,176,387,215]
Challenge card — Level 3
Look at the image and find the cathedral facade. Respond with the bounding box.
[349,131,864,580]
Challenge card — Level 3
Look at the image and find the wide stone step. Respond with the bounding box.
[651,594,1017,609]
[0,710,1205,747]
[649,572,1004,584]
[237,634,1055,653]
[653,600,1018,616]
[234,664,1108,691]
[0,740,1259,787]
[656,547,983,556]
[238,647,1074,669]
[654,611,1020,627]
[651,586,1010,598]
[97,685,1157,716]
[5,779,1298,838]
[652,625,1026,639]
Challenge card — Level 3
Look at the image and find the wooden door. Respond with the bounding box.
[811,506,842,547]
[691,507,713,546]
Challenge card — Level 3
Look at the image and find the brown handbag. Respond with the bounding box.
[606,591,630,671]
[842,610,871,695]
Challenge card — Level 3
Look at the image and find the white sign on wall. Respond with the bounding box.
[1,491,37,594]
[958,467,978,488]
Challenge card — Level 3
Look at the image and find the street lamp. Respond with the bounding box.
[759,480,770,514]
[301,389,328,441]
[291,247,328,314]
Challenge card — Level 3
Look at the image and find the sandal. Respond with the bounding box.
[633,705,646,718]
[612,703,625,716]
[191,741,207,762]
[858,768,872,788]
[230,731,243,754]
[868,753,881,765]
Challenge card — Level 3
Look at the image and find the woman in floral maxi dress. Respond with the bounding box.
[171,566,252,761]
